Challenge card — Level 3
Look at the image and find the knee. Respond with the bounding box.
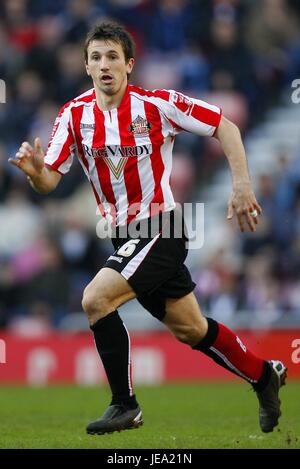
[173,323,207,346]
[82,284,112,320]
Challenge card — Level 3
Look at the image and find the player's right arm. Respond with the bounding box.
[9,137,61,194]
[9,100,75,194]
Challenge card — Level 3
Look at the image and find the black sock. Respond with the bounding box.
[252,362,272,392]
[90,310,138,409]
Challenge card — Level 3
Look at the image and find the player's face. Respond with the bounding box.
[86,40,134,97]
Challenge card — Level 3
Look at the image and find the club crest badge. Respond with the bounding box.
[129,115,152,137]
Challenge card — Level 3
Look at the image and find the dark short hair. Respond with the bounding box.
[84,21,135,63]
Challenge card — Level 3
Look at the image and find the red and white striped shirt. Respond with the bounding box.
[45,84,222,226]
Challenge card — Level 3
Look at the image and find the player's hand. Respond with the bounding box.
[227,182,262,232]
[9,138,45,178]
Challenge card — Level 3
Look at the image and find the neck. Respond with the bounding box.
[95,81,128,111]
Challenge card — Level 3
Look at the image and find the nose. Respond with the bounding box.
[100,56,110,71]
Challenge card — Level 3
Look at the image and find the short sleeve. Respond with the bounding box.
[44,102,76,175]
[151,89,222,137]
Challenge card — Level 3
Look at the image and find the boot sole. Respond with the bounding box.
[87,411,143,436]
[261,365,288,433]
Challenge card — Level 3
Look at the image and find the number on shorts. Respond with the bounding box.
[117,239,140,257]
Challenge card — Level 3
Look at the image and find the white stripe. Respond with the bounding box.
[57,145,76,173]
[73,87,94,102]
[131,92,218,137]
[192,97,220,113]
[45,106,73,172]
[160,107,178,138]
[129,96,155,221]
[160,88,221,115]
[70,100,94,109]
[45,89,95,172]
[122,321,133,396]
[130,94,175,214]
[104,109,129,225]
[79,106,111,214]
[159,115,176,212]
[121,233,160,279]
[210,346,257,383]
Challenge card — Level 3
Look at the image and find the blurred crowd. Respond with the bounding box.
[193,146,300,327]
[0,0,300,332]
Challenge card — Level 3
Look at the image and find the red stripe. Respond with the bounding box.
[130,84,221,130]
[47,102,70,149]
[72,105,85,163]
[47,91,95,149]
[92,106,117,222]
[191,103,221,128]
[144,101,165,216]
[45,163,63,175]
[118,97,142,224]
[72,105,105,217]
[129,85,170,102]
[50,120,74,172]
[73,89,95,104]
[213,323,264,382]
[167,117,183,131]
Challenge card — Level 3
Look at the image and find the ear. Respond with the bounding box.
[85,62,90,76]
[126,58,135,75]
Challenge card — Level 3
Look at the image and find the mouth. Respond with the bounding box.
[100,74,113,85]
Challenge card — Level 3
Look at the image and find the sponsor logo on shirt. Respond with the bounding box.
[82,144,152,180]
[129,115,152,137]
[80,123,96,130]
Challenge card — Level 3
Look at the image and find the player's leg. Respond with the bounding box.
[83,216,177,435]
[163,292,287,432]
[164,292,267,379]
[82,267,142,434]
[82,266,136,325]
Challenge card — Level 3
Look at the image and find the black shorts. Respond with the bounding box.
[103,210,196,321]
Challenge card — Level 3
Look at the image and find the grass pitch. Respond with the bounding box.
[0,382,299,449]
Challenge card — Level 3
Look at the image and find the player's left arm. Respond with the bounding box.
[214,115,262,232]
[149,90,261,232]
